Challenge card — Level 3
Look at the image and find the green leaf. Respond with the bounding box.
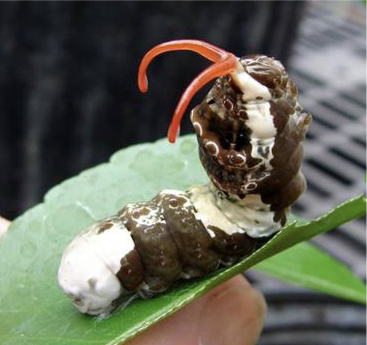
[0,135,365,345]
[253,242,366,304]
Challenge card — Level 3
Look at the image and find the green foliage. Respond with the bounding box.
[0,135,365,345]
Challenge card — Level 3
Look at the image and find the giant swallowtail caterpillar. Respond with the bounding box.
[58,40,311,315]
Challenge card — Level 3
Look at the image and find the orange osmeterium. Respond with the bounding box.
[138,40,239,143]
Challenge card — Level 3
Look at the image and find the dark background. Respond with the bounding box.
[0,1,305,219]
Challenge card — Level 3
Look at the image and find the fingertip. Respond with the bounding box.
[199,278,267,345]
[126,275,266,345]
[0,216,10,243]
[204,275,251,300]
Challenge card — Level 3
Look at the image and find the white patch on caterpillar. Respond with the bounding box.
[159,189,187,197]
[246,102,276,170]
[58,219,134,315]
[250,138,275,171]
[126,204,165,226]
[159,190,192,209]
[230,62,277,170]
[215,192,282,238]
[230,62,272,102]
[208,102,227,120]
[189,184,281,239]
[246,102,276,139]
[207,228,216,238]
[189,185,243,236]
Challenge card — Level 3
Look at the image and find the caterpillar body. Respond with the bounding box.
[58,40,311,316]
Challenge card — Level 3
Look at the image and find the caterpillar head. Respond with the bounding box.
[138,40,309,197]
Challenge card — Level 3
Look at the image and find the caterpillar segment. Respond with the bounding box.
[58,40,311,315]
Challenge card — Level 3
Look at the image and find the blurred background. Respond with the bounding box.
[0,1,365,344]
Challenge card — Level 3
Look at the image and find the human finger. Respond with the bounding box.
[127,275,266,345]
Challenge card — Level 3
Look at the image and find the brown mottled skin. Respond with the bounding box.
[192,55,311,224]
[106,55,310,298]
[58,46,311,317]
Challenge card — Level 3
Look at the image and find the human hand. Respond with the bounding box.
[0,216,10,245]
[127,276,267,345]
[0,216,266,345]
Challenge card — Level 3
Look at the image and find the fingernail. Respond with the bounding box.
[198,285,266,345]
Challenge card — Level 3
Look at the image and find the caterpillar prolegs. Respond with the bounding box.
[58,40,311,315]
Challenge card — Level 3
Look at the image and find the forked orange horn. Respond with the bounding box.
[138,40,238,143]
